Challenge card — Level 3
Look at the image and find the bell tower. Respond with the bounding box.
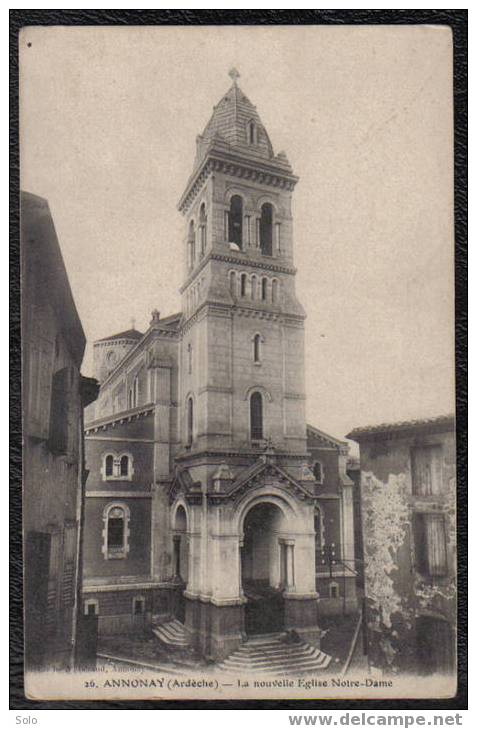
[178,69,307,458]
[172,72,320,659]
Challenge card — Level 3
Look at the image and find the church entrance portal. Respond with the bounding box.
[172,505,188,624]
[241,502,287,636]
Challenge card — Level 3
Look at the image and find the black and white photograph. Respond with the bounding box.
[17,20,461,702]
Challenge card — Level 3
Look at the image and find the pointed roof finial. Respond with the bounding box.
[130,317,136,330]
[229,67,240,85]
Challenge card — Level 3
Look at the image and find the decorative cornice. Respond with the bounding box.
[180,250,296,293]
[85,404,154,433]
[86,491,152,498]
[178,150,298,214]
[83,581,170,593]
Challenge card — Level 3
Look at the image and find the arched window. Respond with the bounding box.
[248,120,257,145]
[253,334,261,364]
[128,389,133,409]
[250,391,263,441]
[186,396,194,446]
[229,271,237,297]
[240,273,247,297]
[259,203,273,256]
[199,203,207,257]
[271,278,279,303]
[103,503,130,559]
[120,455,129,477]
[261,277,268,301]
[188,220,196,269]
[228,195,243,248]
[103,452,134,481]
[105,454,114,477]
[133,376,139,408]
[313,461,323,484]
[251,275,257,300]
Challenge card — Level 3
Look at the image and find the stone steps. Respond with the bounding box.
[152,619,190,648]
[218,634,332,675]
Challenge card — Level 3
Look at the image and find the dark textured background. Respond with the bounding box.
[9,8,467,711]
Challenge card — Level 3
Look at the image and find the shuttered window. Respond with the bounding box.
[413,513,447,577]
[27,337,54,440]
[411,445,443,496]
[49,367,73,454]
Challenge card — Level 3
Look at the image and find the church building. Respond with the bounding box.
[82,71,358,661]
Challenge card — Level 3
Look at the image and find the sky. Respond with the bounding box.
[19,24,455,444]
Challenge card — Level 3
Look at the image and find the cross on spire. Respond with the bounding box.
[229,67,240,85]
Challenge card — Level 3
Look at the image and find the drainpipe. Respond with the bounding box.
[73,376,99,667]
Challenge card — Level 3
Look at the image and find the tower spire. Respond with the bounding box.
[228,67,240,85]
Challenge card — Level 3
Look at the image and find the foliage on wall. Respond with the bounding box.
[362,471,410,666]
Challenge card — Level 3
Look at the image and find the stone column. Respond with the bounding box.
[285,540,295,590]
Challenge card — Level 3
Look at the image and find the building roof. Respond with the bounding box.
[196,77,274,165]
[306,423,348,451]
[346,414,455,441]
[21,191,86,365]
[96,328,144,343]
[96,312,182,345]
[179,71,296,213]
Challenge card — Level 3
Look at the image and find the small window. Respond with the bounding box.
[187,343,193,374]
[413,512,447,577]
[261,277,268,301]
[411,445,443,496]
[188,221,196,269]
[186,396,194,446]
[105,454,114,477]
[250,391,263,441]
[84,600,99,616]
[133,596,145,615]
[248,120,257,145]
[120,455,129,477]
[253,334,261,364]
[240,273,247,297]
[313,461,323,484]
[329,582,340,599]
[230,271,237,297]
[251,275,257,300]
[199,203,207,257]
[271,279,279,303]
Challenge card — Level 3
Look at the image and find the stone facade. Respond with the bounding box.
[22,192,98,670]
[348,415,456,677]
[82,76,357,661]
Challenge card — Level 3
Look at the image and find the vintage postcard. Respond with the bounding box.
[20,23,457,701]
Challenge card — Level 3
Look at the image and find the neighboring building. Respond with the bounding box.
[347,415,456,676]
[307,426,358,614]
[82,72,358,661]
[22,192,98,671]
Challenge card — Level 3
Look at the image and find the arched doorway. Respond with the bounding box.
[241,502,287,636]
[172,504,189,623]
